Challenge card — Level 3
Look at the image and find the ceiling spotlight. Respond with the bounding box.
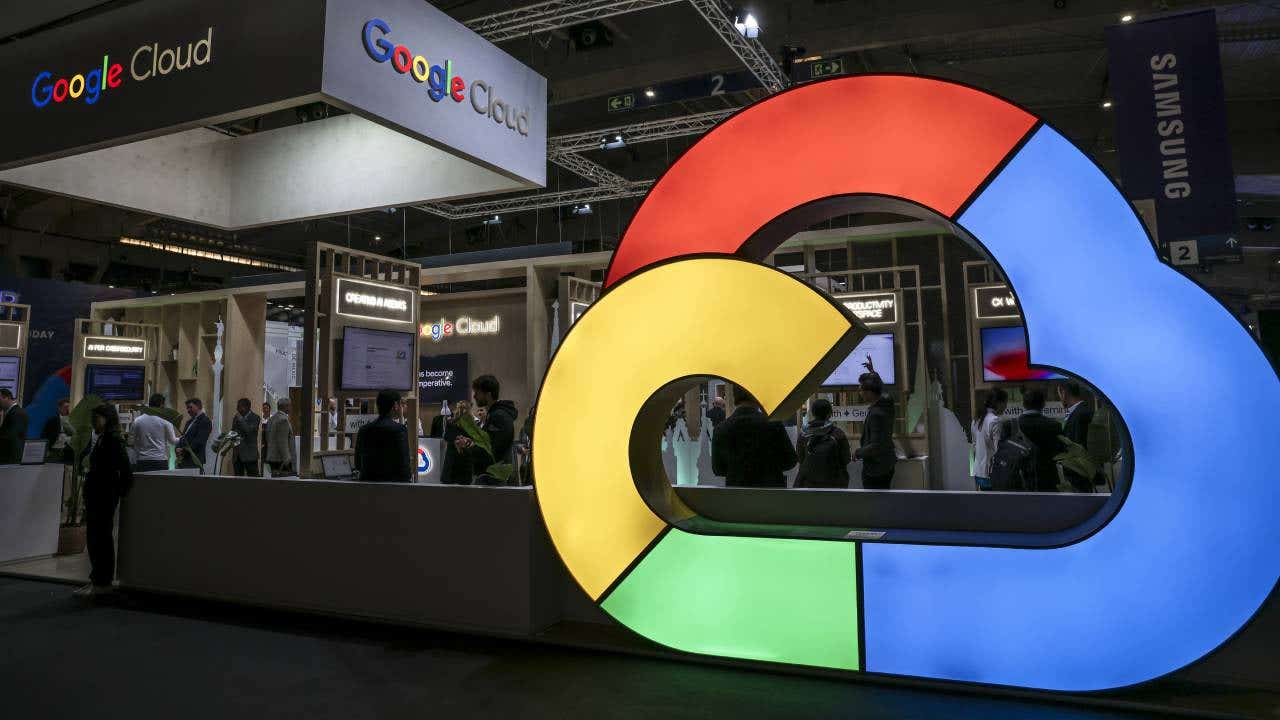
[571,203,593,216]
[644,88,656,98]
[482,214,503,226]
[1101,100,1113,109]
[108,285,115,289]
[600,133,626,150]
[1120,13,1134,23]
[374,235,381,241]
[733,12,760,39]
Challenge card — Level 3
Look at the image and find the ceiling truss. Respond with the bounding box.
[428,1,783,221]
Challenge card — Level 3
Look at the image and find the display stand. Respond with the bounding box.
[300,243,421,478]
[70,318,160,408]
[0,302,31,404]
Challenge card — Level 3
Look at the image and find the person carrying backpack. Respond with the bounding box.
[988,416,1037,491]
[795,399,852,488]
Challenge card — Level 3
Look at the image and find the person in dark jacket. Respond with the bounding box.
[795,398,852,488]
[1017,388,1064,492]
[1057,381,1096,493]
[706,396,727,430]
[354,390,412,483]
[711,385,797,488]
[854,373,897,489]
[455,375,519,485]
[75,404,133,599]
[230,398,261,477]
[42,398,74,464]
[0,388,29,464]
[175,398,212,470]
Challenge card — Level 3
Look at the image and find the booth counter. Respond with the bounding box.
[117,472,566,636]
[0,464,64,564]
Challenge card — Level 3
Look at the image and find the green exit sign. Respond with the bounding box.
[607,94,635,112]
[811,58,844,79]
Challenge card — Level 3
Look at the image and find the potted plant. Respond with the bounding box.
[57,394,103,555]
[456,414,514,485]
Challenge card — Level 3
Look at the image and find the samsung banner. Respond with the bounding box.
[1106,11,1238,261]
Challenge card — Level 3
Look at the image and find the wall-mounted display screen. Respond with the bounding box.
[823,333,896,386]
[85,364,146,401]
[340,327,414,391]
[0,356,19,397]
[980,326,1065,382]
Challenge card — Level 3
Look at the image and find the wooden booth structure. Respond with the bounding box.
[70,318,161,409]
[0,302,32,404]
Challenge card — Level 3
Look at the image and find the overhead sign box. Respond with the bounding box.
[973,285,1020,320]
[335,278,416,325]
[835,292,897,326]
[0,0,546,229]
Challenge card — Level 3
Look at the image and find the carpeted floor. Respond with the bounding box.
[0,577,1254,719]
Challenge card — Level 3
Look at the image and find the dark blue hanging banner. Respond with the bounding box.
[1106,11,1237,258]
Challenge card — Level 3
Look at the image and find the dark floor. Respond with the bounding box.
[0,576,1258,720]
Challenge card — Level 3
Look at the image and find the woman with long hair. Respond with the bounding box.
[972,388,1009,491]
[75,404,133,598]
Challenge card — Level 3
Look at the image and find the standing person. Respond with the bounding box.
[454,375,518,485]
[175,398,212,470]
[972,388,1009,491]
[706,396,727,430]
[1017,388,1064,492]
[230,398,261,477]
[353,390,412,483]
[0,388,28,463]
[794,398,852,488]
[74,404,133,599]
[439,400,473,485]
[1058,381,1096,493]
[326,399,339,434]
[130,394,179,472]
[264,399,296,476]
[711,384,797,487]
[260,401,272,475]
[854,373,897,490]
[42,398,74,464]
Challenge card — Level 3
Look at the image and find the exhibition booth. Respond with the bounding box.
[0,3,1274,703]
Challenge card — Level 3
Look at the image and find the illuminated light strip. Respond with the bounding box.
[535,74,1280,692]
[119,237,299,271]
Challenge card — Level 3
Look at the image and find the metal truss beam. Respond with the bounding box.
[466,0,682,43]
[418,181,654,220]
[549,150,630,186]
[551,108,738,153]
[686,0,788,92]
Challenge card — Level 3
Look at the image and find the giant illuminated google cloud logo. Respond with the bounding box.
[532,75,1280,692]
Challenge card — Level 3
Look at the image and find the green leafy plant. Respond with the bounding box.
[455,414,513,484]
[64,394,104,527]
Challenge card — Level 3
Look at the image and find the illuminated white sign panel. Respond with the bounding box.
[82,336,146,360]
[974,285,1020,320]
[836,292,897,325]
[335,277,415,324]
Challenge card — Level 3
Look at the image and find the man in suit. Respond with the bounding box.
[706,396,727,430]
[230,398,261,477]
[354,390,412,483]
[1058,381,1096,493]
[175,398,212,470]
[711,384,797,487]
[1017,388,1064,492]
[0,388,28,464]
[854,372,897,489]
[264,399,296,476]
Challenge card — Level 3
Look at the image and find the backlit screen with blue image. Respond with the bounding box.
[823,333,895,386]
[980,325,1064,382]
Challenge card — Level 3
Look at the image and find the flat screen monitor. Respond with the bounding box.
[0,356,19,397]
[340,326,415,391]
[980,326,1065,382]
[823,333,896,386]
[85,364,146,401]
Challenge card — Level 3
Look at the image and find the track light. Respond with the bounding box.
[1101,100,1113,109]
[571,203,593,216]
[734,12,760,39]
[482,215,502,226]
[1120,14,1134,23]
[644,89,656,98]
[600,133,625,150]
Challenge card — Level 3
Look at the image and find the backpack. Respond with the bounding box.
[798,425,849,488]
[989,419,1037,491]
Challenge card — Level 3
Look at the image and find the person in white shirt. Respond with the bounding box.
[130,394,179,473]
[972,388,1009,491]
